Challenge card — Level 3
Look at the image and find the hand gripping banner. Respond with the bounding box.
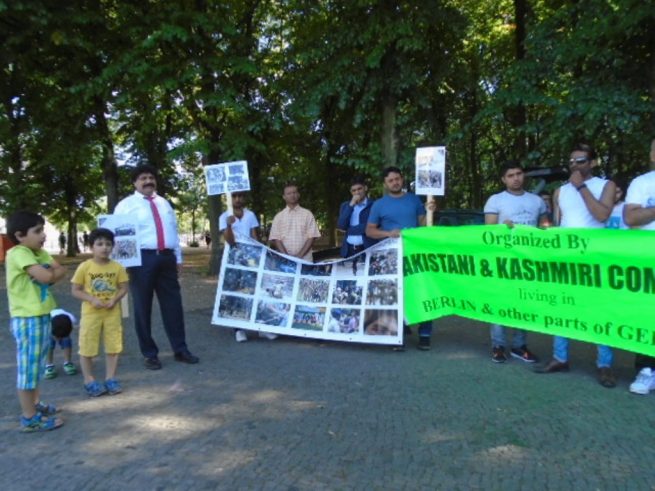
[212,237,404,346]
[403,225,655,357]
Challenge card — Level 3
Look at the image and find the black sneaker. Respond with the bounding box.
[417,337,431,351]
[492,346,507,363]
[144,357,162,370]
[174,351,199,364]
[510,345,538,363]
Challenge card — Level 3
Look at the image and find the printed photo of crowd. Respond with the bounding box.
[292,305,326,331]
[331,280,363,305]
[368,249,398,276]
[366,279,398,306]
[300,263,333,277]
[297,278,330,303]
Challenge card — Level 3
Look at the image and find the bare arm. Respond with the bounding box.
[624,203,655,227]
[271,239,289,255]
[27,261,66,284]
[553,187,561,226]
[485,214,499,225]
[71,283,105,309]
[366,222,400,239]
[580,180,615,222]
[106,281,129,309]
[296,238,316,259]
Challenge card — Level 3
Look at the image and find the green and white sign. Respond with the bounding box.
[403,225,655,357]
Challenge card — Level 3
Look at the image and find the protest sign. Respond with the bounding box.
[97,214,141,267]
[204,161,250,196]
[415,146,446,196]
[403,225,655,357]
[212,237,404,346]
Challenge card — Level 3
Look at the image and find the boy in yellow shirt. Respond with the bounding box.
[6,211,66,432]
[71,228,128,397]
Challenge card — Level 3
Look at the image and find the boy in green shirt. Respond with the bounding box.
[6,211,66,432]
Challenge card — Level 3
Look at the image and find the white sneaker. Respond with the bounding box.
[235,330,248,343]
[629,368,655,395]
[259,332,278,340]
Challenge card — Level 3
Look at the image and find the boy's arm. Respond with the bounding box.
[105,281,129,309]
[26,260,66,284]
[71,283,105,309]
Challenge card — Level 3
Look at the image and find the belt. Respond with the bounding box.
[141,249,175,256]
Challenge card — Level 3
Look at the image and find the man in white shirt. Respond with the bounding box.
[536,143,616,388]
[114,165,198,370]
[219,192,276,343]
[623,138,655,395]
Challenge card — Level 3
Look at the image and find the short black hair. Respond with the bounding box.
[6,211,45,245]
[51,314,73,338]
[350,175,367,187]
[382,166,402,179]
[88,228,115,246]
[500,161,524,178]
[572,142,597,160]
[131,164,158,183]
[283,182,298,193]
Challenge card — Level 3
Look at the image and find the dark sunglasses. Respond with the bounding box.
[569,157,589,164]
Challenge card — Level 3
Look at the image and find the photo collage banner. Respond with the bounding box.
[212,237,404,346]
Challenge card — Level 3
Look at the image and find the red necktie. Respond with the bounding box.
[145,196,166,251]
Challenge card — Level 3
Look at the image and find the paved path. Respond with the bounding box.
[1,249,654,490]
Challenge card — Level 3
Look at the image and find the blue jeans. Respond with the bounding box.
[418,321,432,338]
[553,336,613,368]
[490,324,526,349]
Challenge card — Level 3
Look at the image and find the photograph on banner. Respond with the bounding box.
[204,160,250,196]
[211,237,403,345]
[96,214,142,267]
[415,146,446,196]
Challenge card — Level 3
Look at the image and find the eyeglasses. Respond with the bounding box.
[569,157,589,164]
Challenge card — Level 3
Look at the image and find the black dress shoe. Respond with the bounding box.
[144,357,162,370]
[174,351,199,364]
[534,359,569,374]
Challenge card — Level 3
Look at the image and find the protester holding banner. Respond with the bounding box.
[219,192,277,343]
[114,165,199,370]
[366,166,433,350]
[537,143,616,387]
[484,161,547,363]
[337,176,377,258]
[269,183,321,261]
[623,139,655,394]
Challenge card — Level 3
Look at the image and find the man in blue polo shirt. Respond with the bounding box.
[366,166,433,350]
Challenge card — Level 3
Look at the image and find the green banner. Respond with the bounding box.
[403,225,655,357]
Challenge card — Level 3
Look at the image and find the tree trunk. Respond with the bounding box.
[511,0,529,158]
[95,98,119,212]
[381,93,398,167]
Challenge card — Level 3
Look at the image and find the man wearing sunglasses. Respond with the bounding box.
[536,143,617,388]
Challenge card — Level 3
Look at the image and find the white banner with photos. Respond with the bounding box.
[212,237,404,346]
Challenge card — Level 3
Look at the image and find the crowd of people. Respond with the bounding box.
[5,141,655,434]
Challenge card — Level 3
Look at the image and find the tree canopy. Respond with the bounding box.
[1,0,653,257]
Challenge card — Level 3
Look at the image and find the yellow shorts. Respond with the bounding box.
[78,309,123,357]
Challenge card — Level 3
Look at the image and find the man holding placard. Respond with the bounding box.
[366,166,433,351]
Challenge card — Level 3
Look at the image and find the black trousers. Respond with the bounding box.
[128,250,187,358]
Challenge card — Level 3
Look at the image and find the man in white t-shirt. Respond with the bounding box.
[484,161,547,364]
[219,192,277,343]
[624,138,655,395]
[536,143,617,388]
